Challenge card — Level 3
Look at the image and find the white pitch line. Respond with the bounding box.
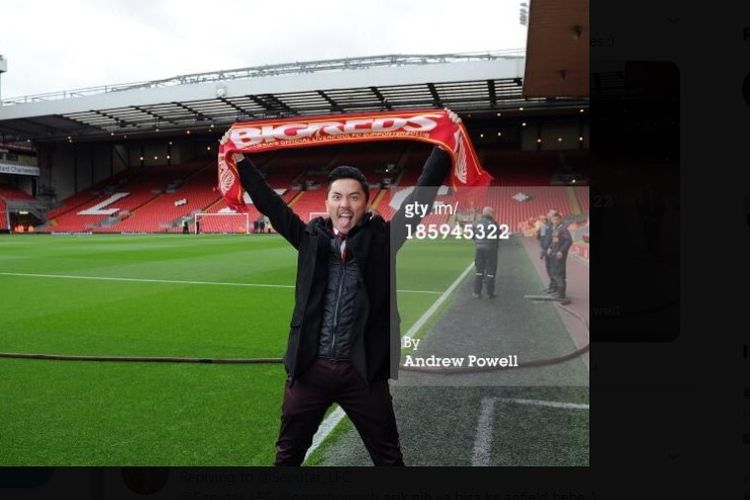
[471,396,589,466]
[471,397,497,466]
[0,272,441,294]
[2,263,469,463]
[303,261,475,462]
[0,272,294,289]
[494,397,590,410]
[403,261,475,338]
[304,406,346,463]
[398,289,443,295]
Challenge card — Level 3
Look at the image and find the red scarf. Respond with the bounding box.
[217,109,492,212]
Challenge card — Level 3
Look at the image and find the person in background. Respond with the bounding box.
[538,208,558,294]
[546,211,572,302]
[471,206,499,299]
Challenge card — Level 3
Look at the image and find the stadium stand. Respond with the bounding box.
[287,189,327,222]
[0,200,6,231]
[0,184,34,201]
[44,168,137,221]
[109,163,217,233]
[50,161,205,232]
[485,185,574,234]
[40,139,588,234]
[0,184,42,231]
[568,218,590,261]
[574,185,589,213]
[200,152,306,232]
[0,184,35,230]
[371,144,431,220]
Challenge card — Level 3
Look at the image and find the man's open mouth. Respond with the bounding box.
[338,212,353,228]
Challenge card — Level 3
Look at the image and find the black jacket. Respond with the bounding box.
[317,245,366,360]
[472,215,500,251]
[548,222,572,255]
[237,147,451,383]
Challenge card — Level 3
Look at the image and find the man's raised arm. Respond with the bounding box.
[226,147,306,249]
[389,109,462,251]
[389,146,452,251]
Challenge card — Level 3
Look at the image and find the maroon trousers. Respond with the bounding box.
[274,358,404,466]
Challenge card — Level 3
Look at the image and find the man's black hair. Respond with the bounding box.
[327,165,369,202]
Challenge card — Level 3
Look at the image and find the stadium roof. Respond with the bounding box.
[523,0,589,97]
[0,50,587,142]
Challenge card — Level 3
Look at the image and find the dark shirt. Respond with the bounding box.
[473,215,500,251]
[548,223,572,255]
[317,236,369,360]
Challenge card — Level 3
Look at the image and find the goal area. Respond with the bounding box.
[194,212,250,234]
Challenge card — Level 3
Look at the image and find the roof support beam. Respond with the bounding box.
[219,97,254,119]
[248,94,296,116]
[173,102,210,123]
[132,105,177,126]
[427,83,443,108]
[317,90,342,112]
[93,109,135,129]
[487,80,497,108]
[369,86,392,110]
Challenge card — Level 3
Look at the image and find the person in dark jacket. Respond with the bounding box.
[546,211,573,302]
[538,208,557,294]
[221,114,456,466]
[472,206,500,298]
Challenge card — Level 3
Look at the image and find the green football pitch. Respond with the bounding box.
[0,233,474,465]
[0,233,587,466]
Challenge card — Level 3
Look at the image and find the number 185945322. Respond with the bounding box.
[405,223,510,240]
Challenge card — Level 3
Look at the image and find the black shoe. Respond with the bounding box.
[487,294,496,299]
[543,287,555,293]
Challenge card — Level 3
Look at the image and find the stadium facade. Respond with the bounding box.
[0,51,589,233]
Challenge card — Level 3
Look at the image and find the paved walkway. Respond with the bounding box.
[518,235,590,367]
[310,235,589,466]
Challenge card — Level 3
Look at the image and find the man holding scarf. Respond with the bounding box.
[220,110,463,466]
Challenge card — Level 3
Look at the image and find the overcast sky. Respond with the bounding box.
[0,0,527,99]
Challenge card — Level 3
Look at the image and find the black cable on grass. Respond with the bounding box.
[399,300,590,374]
[0,301,589,372]
[0,352,283,364]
